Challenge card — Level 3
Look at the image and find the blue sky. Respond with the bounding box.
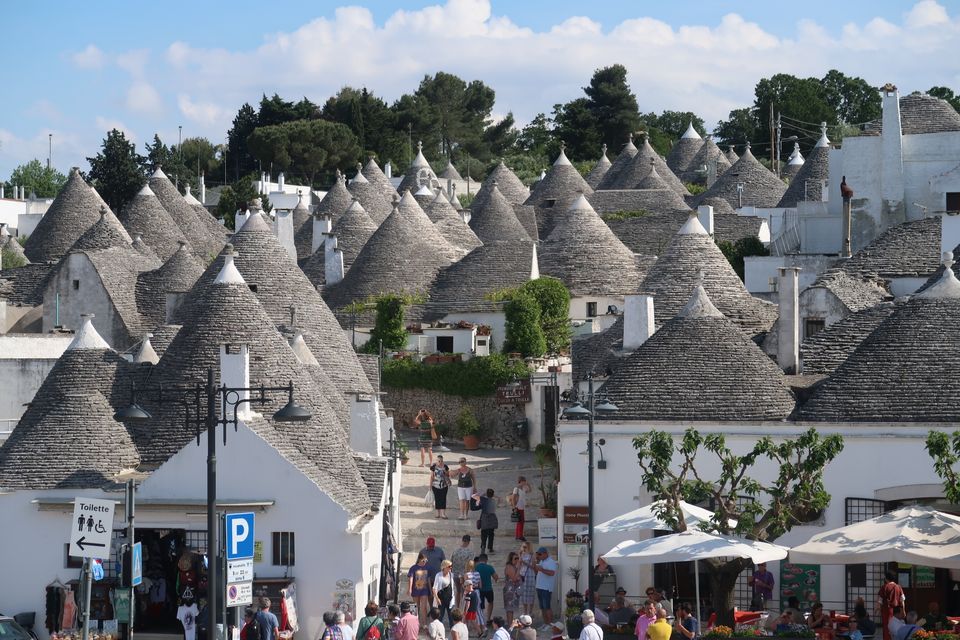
[1,0,957,179]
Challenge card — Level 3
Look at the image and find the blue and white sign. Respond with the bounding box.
[225,513,255,560]
[131,541,143,587]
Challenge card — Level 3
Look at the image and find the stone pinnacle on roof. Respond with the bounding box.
[438,159,463,181]
[426,189,482,253]
[214,245,245,284]
[348,166,392,226]
[470,161,537,239]
[68,314,110,350]
[149,167,223,259]
[290,330,320,366]
[526,146,594,238]
[777,137,830,208]
[678,210,709,235]
[612,137,690,195]
[695,142,786,209]
[788,143,805,165]
[725,145,739,164]
[361,157,397,200]
[397,141,439,195]
[70,205,134,253]
[915,252,960,299]
[119,183,191,261]
[586,144,613,189]
[596,133,639,189]
[134,333,160,364]
[668,126,707,181]
[681,122,702,140]
[679,281,724,319]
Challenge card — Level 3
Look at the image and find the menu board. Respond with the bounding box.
[781,562,822,605]
[916,565,936,588]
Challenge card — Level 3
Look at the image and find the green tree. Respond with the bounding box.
[143,134,189,188]
[717,236,769,280]
[753,73,834,156]
[483,113,519,157]
[227,103,259,180]
[503,292,546,358]
[215,174,272,229]
[634,427,844,625]
[714,107,758,149]
[518,277,571,354]
[258,93,298,127]
[362,294,409,354]
[821,69,881,126]
[516,113,556,159]
[925,431,960,503]
[928,86,960,113]
[640,110,707,156]
[323,86,406,164]
[552,98,601,161]
[246,119,360,185]
[583,64,641,151]
[6,159,66,198]
[2,246,28,268]
[177,137,220,188]
[87,129,145,212]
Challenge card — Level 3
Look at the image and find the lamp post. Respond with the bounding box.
[562,373,617,588]
[115,368,311,640]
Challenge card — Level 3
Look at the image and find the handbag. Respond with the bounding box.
[431,427,438,441]
[510,508,521,523]
[476,517,482,530]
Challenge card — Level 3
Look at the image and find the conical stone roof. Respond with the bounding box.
[291,193,314,262]
[596,135,639,190]
[413,184,435,210]
[119,184,191,261]
[699,196,737,216]
[136,241,205,327]
[24,168,104,263]
[426,190,482,254]
[725,145,740,164]
[316,173,354,224]
[149,168,223,259]
[438,160,463,181]
[609,139,690,196]
[525,148,594,238]
[396,190,462,261]
[0,227,28,265]
[468,184,531,244]
[586,145,612,189]
[778,135,829,208]
[331,199,377,272]
[601,284,795,422]
[348,170,392,226]
[178,214,373,395]
[539,195,644,296]
[470,162,536,239]
[666,123,704,178]
[323,197,456,314]
[361,158,397,200]
[694,144,786,209]
[183,184,228,244]
[397,142,439,195]
[70,206,133,253]
[799,253,960,422]
[640,213,778,335]
[683,137,732,184]
[636,162,671,191]
[131,234,160,261]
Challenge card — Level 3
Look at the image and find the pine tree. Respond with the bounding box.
[86,129,145,212]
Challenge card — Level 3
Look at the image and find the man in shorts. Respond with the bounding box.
[534,547,557,630]
[475,553,499,625]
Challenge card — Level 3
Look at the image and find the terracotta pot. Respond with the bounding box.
[539,508,556,518]
[401,457,410,466]
[462,434,480,450]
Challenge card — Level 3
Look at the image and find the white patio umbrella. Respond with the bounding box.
[789,505,960,568]
[594,500,737,623]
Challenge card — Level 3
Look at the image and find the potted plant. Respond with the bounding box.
[565,589,585,639]
[534,443,557,517]
[397,440,410,465]
[456,407,482,450]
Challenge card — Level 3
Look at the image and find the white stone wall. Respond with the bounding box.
[555,420,955,610]
[0,334,72,425]
[42,254,123,347]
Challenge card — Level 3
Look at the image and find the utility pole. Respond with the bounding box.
[48,134,52,170]
[177,125,183,189]
[769,103,775,169]
[775,112,782,178]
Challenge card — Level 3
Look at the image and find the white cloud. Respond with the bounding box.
[906,0,950,28]
[71,44,105,70]
[94,117,135,141]
[178,95,228,128]
[126,81,163,115]
[116,49,150,78]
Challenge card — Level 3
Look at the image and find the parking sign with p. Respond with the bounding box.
[225,513,255,560]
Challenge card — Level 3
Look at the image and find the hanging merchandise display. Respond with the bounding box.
[280,582,299,633]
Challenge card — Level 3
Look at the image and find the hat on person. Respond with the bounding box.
[426,537,436,548]
[551,621,565,632]
[519,615,532,626]
[537,546,548,554]
[616,587,627,595]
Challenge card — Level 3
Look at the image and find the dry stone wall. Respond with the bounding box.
[381,386,527,449]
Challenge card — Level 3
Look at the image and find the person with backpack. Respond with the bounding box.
[357,602,386,640]
[321,612,344,640]
[240,609,260,640]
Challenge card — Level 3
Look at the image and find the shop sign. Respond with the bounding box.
[113,588,132,623]
[227,558,254,583]
[226,581,253,607]
[563,506,588,543]
[780,562,821,605]
[254,541,263,563]
[69,497,115,559]
[496,380,531,405]
[916,565,935,588]
[225,512,255,560]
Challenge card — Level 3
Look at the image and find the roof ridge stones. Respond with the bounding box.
[525,147,594,238]
[601,284,795,422]
[468,183,531,244]
[119,184,192,261]
[596,135,639,190]
[361,158,398,200]
[470,161,537,240]
[586,144,612,189]
[426,189,482,254]
[539,194,645,296]
[178,213,373,396]
[777,144,829,208]
[694,144,786,209]
[68,206,133,253]
[149,168,224,259]
[24,168,105,263]
[349,168,392,226]
[640,212,778,335]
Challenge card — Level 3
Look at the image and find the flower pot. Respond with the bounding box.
[400,457,410,466]
[539,508,556,518]
[462,434,480,450]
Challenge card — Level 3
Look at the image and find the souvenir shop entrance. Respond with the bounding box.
[132,528,210,635]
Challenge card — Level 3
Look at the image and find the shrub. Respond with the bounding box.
[717,236,769,280]
[361,294,408,353]
[602,209,652,222]
[1,247,28,269]
[381,353,530,396]
[685,182,707,196]
[518,277,571,354]
[503,292,546,358]
[455,407,481,437]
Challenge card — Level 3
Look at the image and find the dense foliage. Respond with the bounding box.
[502,292,547,358]
[718,236,770,280]
[3,160,66,199]
[215,174,272,228]
[361,294,409,354]
[86,129,146,212]
[381,353,530,397]
[516,277,571,354]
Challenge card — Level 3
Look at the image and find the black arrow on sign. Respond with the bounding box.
[76,536,106,551]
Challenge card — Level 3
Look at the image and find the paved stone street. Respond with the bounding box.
[396,433,558,629]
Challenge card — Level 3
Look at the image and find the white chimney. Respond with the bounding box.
[325,234,344,285]
[219,343,252,420]
[880,84,904,208]
[200,173,206,204]
[0,185,4,198]
[623,294,655,350]
[272,208,296,260]
[133,333,159,364]
[312,213,332,254]
[941,213,960,258]
[260,172,267,194]
[777,267,800,374]
[697,205,715,235]
[384,161,392,179]
[278,172,285,192]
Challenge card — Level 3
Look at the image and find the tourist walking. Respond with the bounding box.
[472,489,501,554]
[421,537,446,584]
[357,602,385,640]
[476,553,499,625]
[430,455,452,519]
[503,552,522,625]
[321,612,344,640]
[428,608,446,640]
[415,408,436,467]
[455,458,477,519]
[748,562,775,611]
[408,554,433,628]
[450,535,473,603]
[461,581,483,637]
[395,603,419,640]
[433,560,455,626]
[510,476,532,540]
[517,541,536,616]
[878,571,906,640]
[579,610,603,640]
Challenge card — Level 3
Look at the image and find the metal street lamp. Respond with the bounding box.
[562,373,617,586]
[114,369,310,640]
